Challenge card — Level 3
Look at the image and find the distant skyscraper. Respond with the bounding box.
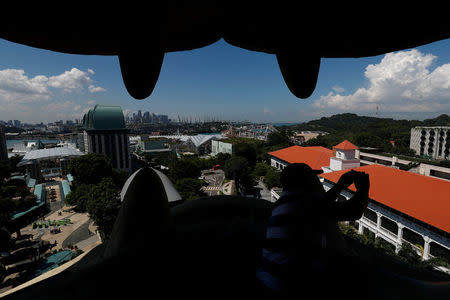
[81,104,131,171]
[152,113,159,123]
[0,126,8,161]
[158,114,169,123]
[143,111,150,123]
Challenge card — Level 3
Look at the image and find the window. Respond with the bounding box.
[380,216,398,235]
[363,208,377,223]
[429,242,450,262]
[402,228,424,248]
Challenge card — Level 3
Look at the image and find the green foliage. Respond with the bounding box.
[169,159,202,182]
[144,151,177,167]
[294,113,449,157]
[224,156,249,181]
[68,153,113,185]
[266,130,291,147]
[8,155,24,174]
[233,143,258,167]
[86,178,121,240]
[112,169,131,190]
[223,156,254,194]
[65,184,92,212]
[252,162,271,178]
[263,167,281,189]
[175,178,205,201]
[374,237,396,255]
[215,152,231,166]
[425,256,449,269]
[398,243,422,265]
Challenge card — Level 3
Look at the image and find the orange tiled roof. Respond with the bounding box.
[334,140,359,150]
[320,164,450,233]
[268,145,333,170]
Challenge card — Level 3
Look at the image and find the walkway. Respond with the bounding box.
[62,220,96,249]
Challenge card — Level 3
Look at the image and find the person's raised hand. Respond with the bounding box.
[354,172,370,194]
[337,170,357,188]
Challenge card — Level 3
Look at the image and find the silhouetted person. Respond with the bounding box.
[256,163,369,295]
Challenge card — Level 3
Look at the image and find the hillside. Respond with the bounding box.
[286,113,450,156]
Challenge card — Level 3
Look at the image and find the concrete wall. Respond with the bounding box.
[211,140,233,156]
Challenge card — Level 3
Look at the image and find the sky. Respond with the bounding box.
[0,37,449,124]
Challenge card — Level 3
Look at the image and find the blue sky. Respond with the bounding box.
[0,37,449,123]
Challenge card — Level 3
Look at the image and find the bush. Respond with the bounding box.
[398,243,421,265]
[264,167,281,189]
[175,178,205,201]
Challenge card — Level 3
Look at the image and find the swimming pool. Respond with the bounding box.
[31,250,74,277]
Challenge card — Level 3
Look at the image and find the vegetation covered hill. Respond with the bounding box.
[286,113,450,156]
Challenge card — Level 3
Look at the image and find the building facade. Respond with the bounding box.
[82,104,131,171]
[321,165,450,264]
[269,141,450,264]
[211,140,233,156]
[410,126,450,159]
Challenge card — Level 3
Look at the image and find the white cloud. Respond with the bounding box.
[332,85,345,93]
[313,49,450,115]
[0,67,106,122]
[47,68,93,92]
[88,84,106,93]
[0,69,50,102]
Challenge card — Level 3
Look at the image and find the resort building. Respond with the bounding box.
[410,126,450,159]
[268,145,333,171]
[321,165,450,263]
[269,141,450,263]
[81,104,131,171]
[324,140,360,173]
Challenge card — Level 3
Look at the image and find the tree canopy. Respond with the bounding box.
[295,113,449,157]
[68,153,113,185]
[66,153,129,239]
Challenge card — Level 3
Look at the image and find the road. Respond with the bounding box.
[201,169,225,196]
[256,179,272,201]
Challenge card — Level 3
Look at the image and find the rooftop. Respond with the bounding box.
[146,134,223,148]
[268,145,333,170]
[320,164,450,233]
[82,104,126,131]
[333,140,359,150]
[18,147,83,166]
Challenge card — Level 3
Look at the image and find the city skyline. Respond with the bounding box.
[0,38,449,123]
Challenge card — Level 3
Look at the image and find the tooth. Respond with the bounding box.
[276,50,321,99]
[118,48,164,100]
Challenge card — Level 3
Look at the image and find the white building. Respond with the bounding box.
[211,140,233,156]
[325,140,360,173]
[321,165,450,264]
[410,126,450,159]
[269,140,450,264]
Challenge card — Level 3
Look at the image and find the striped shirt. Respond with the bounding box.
[256,190,328,292]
